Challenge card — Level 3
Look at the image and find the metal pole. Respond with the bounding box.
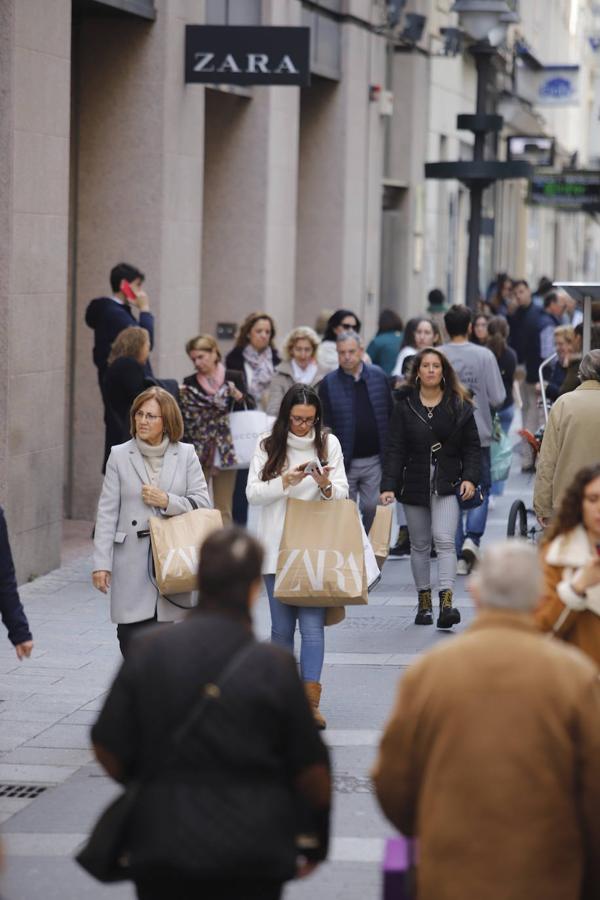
[465,46,491,310]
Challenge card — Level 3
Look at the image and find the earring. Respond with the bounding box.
[415,375,421,384]
[440,376,446,390]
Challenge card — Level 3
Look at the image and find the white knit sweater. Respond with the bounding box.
[246,429,348,573]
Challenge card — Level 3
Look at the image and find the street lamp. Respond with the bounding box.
[425,1,533,309]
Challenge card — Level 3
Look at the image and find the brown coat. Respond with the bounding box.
[536,543,600,668]
[372,610,600,900]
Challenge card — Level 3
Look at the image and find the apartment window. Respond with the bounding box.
[205,0,261,25]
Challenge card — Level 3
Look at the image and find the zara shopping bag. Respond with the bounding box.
[149,507,223,595]
[275,499,368,606]
[215,410,275,470]
[368,505,394,569]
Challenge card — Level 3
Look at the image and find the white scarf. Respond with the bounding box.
[545,525,600,618]
[291,359,318,385]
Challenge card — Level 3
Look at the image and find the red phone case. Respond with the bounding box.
[120,279,136,301]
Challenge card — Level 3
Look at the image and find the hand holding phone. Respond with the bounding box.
[120,279,137,301]
[120,279,150,312]
[303,459,323,478]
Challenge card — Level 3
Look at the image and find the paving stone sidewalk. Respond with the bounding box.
[0,471,534,900]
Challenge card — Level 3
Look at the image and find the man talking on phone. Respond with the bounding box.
[85,261,155,392]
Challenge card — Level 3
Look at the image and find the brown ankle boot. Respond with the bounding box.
[304,681,327,730]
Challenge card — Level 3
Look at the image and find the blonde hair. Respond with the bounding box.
[130,387,184,441]
[283,326,320,361]
[553,325,575,345]
[107,326,150,366]
[185,334,222,361]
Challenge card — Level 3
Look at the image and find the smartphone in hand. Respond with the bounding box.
[120,279,137,302]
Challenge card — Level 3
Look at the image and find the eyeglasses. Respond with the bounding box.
[135,411,163,422]
[341,321,357,329]
[290,415,316,426]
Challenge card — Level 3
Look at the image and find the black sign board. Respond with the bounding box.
[185,26,310,87]
[529,171,600,211]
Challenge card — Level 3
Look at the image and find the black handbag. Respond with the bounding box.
[75,640,256,883]
[455,482,484,511]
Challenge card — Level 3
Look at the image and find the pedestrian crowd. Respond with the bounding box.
[2,262,600,898]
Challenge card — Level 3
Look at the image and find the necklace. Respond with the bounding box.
[420,393,442,419]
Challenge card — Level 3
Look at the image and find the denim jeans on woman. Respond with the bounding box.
[263,575,325,682]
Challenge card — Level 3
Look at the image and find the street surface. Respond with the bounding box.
[0,469,534,900]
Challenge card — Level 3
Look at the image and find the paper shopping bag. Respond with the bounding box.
[149,508,223,595]
[368,505,394,570]
[275,499,367,606]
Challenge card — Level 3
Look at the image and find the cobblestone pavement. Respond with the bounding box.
[0,470,534,900]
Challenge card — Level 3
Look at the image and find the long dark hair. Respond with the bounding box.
[260,385,328,481]
[323,309,361,342]
[378,309,404,334]
[543,465,600,544]
[400,317,434,350]
[487,315,509,359]
[405,347,472,406]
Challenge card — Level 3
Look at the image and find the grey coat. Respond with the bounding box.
[93,440,211,624]
[266,360,329,416]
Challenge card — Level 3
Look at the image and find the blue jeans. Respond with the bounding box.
[490,405,514,497]
[456,446,491,552]
[264,575,325,682]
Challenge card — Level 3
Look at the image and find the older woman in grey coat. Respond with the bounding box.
[93,386,211,656]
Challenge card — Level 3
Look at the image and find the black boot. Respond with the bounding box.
[437,589,461,629]
[415,589,433,625]
[389,526,410,557]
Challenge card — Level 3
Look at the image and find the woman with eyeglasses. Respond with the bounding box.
[92,386,211,657]
[247,385,348,729]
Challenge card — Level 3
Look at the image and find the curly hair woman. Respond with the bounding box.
[536,464,600,667]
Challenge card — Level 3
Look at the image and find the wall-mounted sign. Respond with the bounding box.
[185,26,310,86]
[529,171,600,211]
[507,136,555,168]
[517,64,580,107]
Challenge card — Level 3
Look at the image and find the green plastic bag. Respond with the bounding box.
[490,414,512,483]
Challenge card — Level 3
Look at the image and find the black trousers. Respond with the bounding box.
[116,616,168,658]
[135,874,283,900]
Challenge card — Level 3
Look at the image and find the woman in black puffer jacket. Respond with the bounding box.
[380,348,480,629]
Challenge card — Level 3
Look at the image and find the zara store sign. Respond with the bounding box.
[185,26,310,86]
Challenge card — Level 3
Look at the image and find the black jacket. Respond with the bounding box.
[103,357,147,468]
[0,507,32,647]
[91,613,330,879]
[381,388,481,507]
[225,345,281,395]
[508,303,541,384]
[182,369,256,412]
[85,296,154,384]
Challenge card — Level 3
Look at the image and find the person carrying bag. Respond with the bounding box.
[247,384,349,729]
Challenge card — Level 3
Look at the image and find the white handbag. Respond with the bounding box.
[215,410,275,470]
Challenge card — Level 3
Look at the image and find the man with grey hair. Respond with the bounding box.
[373,539,600,900]
[318,330,392,532]
[534,349,600,524]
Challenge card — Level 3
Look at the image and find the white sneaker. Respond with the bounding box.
[456,558,470,576]
[461,538,480,568]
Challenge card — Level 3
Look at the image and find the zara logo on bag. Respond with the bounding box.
[161,546,199,578]
[275,549,363,594]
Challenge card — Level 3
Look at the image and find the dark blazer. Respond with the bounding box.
[103,357,147,469]
[0,507,32,647]
[85,296,154,385]
[381,388,481,507]
[182,369,256,412]
[319,364,393,468]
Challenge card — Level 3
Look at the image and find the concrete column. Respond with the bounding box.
[70,0,205,518]
[295,22,385,337]
[0,0,71,581]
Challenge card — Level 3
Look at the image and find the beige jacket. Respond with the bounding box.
[373,610,600,900]
[533,381,600,518]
